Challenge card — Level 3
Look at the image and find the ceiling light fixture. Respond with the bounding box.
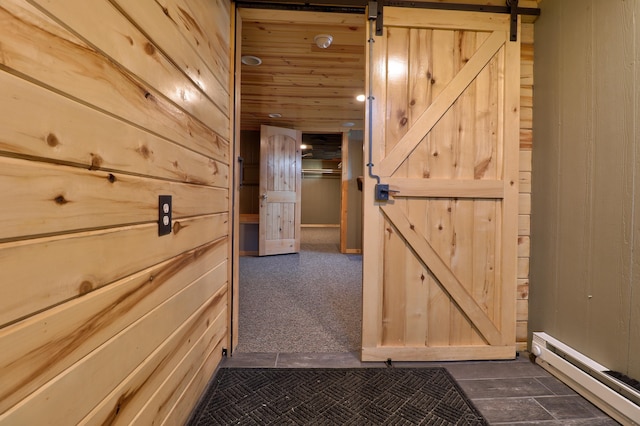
[268,113,282,118]
[356,94,366,102]
[241,55,262,66]
[314,34,333,49]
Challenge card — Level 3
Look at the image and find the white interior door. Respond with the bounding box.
[259,124,302,256]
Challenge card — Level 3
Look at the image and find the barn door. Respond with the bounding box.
[362,8,520,361]
[259,124,302,256]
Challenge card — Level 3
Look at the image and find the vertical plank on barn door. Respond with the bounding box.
[259,125,302,256]
[362,7,520,361]
[403,27,432,347]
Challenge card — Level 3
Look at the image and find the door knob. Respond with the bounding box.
[261,193,268,200]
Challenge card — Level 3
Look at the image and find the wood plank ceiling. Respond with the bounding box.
[238,7,367,133]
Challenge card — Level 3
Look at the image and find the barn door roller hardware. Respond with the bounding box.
[373,0,539,39]
[507,0,519,41]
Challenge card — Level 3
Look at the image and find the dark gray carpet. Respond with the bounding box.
[237,228,362,353]
[188,368,488,425]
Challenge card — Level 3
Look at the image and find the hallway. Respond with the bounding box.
[236,227,362,353]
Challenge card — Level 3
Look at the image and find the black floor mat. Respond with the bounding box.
[187,368,488,425]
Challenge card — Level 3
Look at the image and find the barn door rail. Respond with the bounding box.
[236,0,539,38]
[379,0,539,16]
[374,0,539,38]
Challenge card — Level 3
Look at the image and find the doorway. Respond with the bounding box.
[235,227,362,353]
[235,127,364,354]
[233,2,524,362]
[232,6,367,355]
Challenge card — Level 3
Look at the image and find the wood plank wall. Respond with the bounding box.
[517,22,534,352]
[0,0,231,423]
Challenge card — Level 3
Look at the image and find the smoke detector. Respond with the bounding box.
[314,34,333,49]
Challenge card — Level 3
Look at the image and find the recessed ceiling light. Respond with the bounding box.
[268,113,282,118]
[241,55,262,66]
[342,122,355,127]
[356,94,366,102]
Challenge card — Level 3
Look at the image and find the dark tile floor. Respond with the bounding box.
[221,351,620,425]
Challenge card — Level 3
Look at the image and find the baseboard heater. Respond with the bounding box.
[532,332,640,425]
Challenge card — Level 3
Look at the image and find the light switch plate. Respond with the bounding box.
[158,195,172,236]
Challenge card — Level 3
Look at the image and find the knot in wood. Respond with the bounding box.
[144,42,156,55]
[89,153,103,170]
[54,195,68,205]
[46,133,60,147]
[137,145,152,159]
[79,281,93,295]
[173,221,182,234]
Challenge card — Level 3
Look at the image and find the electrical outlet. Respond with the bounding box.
[158,195,172,236]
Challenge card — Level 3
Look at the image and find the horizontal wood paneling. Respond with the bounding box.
[0,157,228,241]
[0,1,228,162]
[0,0,231,422]
[28,0,229,128]
[0,262,226,425]
[238,8,366,132]
[519,214,531,235]
[0,72,228,185]
[154,0,231,83]
[161,333,225,425]
[83,294,227,425]
[0,239,226,413]
[517,22,534,351]
[0,213,227,329]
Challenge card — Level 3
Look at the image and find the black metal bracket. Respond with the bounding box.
[375,183,390,201]
[238,156,244,189]
[375,1,383,36]
[508,0,519,42]
[375,183,399,201]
